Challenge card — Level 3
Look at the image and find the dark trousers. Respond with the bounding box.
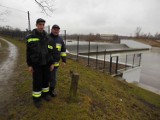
[50,67,58,89]
[32,65,50,100]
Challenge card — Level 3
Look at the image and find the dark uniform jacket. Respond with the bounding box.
[49,33,67,67]
[26,29,55,66]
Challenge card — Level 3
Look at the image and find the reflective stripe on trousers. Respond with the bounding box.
[42,87,49,93]
[61,52,67,57]
[32,91,41,98]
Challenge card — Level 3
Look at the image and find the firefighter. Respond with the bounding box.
[49,24,67,97]
[26,18,55,108]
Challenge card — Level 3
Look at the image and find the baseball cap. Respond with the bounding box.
[36,18,45,24]
[52,24,60,29]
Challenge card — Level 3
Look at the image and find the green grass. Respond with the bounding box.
[0,38,9,64]
[1,36,160,120]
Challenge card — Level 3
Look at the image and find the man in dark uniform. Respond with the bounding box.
[49,24,67,97]
[26,18,54,108]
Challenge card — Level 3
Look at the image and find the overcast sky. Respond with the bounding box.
[0,0,160,35]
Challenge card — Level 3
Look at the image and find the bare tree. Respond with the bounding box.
[135,27,142,37]
[34,0,54,16]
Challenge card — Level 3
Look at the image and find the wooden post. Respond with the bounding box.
[70,72,79,98]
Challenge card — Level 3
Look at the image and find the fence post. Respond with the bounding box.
[76,36,79,61]
[96,45,98,70]
[132,54,135,68]
[109,53,112,74]
[115,56,119,74]
[125,55,128,70]
[88,41,90,66]
[139,53,142,66]
[46,25,50,33]
[103,49,106,72]
[69,72,79,98]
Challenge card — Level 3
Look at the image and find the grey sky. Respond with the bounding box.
[0,0,160,35]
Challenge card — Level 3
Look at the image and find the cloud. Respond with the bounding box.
[1,0,160,35]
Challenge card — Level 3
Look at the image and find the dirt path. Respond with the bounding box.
[0,37,18,111]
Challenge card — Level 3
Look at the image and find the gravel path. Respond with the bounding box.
[0,37,18,110]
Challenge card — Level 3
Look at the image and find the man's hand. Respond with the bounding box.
[50,64,54,71]
[28,66,33,73]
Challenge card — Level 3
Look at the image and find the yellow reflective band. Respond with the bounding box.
[54,62,59,67]
[56,44,62,51]
[32,91,41,98]
[27,38,40,42]
[42,87,49,93]
[61,52,67,57]
[48,45,53,49]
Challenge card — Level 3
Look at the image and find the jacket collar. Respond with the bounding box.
[50,33,59,38]
[32,29,47,36]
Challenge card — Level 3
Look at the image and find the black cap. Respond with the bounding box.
[36,18,45,24]
[52,24,60,29]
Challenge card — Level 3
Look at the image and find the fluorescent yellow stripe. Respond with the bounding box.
[61,52,67,57]
[56,44,62,51]
[32,91,41,97]
[32,94,41,97]
[54,62,59,67]
[48,45,53,49]
[27,38,39,42]
[42,87,49,93]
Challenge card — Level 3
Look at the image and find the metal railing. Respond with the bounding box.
[66,36,147,76]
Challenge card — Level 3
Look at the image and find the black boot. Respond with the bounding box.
[49,87,57,97]
[42,92,51,101]
[33,97,42,108]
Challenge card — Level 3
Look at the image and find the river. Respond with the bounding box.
[139,47,160,91]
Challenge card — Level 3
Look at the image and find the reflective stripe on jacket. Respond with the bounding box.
[49,33,67,67]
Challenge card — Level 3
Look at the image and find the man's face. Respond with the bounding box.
[36,22,45,32]
[51,28,60,36]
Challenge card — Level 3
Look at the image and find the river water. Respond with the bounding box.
[121,40,160,92]
[140,48,160,90]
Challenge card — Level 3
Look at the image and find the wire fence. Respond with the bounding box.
[65,36,142,76]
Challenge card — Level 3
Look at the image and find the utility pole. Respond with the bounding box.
[64,30,67,44]
[27,11,31,32]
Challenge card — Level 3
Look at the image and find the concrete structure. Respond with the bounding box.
[121,39,152,49]
[121,67,141,83]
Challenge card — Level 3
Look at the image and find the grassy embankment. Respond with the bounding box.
[1,36,160,120]
[0,38,9,64]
